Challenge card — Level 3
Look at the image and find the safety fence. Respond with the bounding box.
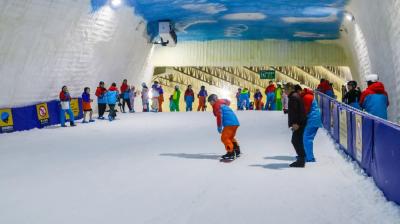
[0,98,83,134]
[316,92,400,205]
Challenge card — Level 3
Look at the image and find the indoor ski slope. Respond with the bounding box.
[0,112,399,224]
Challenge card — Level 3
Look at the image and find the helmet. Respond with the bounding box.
[207,94,218,103]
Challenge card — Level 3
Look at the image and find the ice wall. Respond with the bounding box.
[0,0,152,108]
[341,0,400,122]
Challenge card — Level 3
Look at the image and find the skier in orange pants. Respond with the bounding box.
[208,94,241,160]
[197,86,208,111]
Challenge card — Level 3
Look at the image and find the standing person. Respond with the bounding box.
[184,85,195,112]
[208,94,241,160]
[301,88,322,162]
[59,86,76,127]
[141,82,149,112]
[342,81,361,110]
[151,83,160,112]
[120,79,131,113]
[288,84,307,168]
[317,79,334,98]
[282,83,292,114]
[254,89,263,110]
[129,86,137,113]
[236,88,242,110]
[82,87,95,123]
[169,95,174,112]
[95,81,107,119]
[197,86,208,112]
[239,88,250,110]
[265,81,276,110]
[158,83,164,112]
[107,83,119,121]
[360,74,389,119]
[170,85,181,112]
[275,83,283,111]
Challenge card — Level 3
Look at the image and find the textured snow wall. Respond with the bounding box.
[0,0,152,108]
[341,0,400,122]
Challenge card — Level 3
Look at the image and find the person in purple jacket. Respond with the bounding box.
[82,87,95,123]
[197,86,208,112]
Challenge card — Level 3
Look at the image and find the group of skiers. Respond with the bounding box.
[235,81,287,112]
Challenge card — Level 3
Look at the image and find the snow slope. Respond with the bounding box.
[0,112,399,224]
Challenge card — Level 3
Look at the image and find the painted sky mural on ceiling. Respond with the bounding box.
[91,0,348,41]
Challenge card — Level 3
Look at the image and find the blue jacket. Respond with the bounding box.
[198,89,208,97]
[82,92,90,102]
[107,90,119,105]
[212,99,240,127]
[239,90,250,102]
[306,100,323,128]
[360,82,389,119]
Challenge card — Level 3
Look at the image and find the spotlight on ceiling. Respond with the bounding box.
[344,11,355,22]
[110,0,122,8]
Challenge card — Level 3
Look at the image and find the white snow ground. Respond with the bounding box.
[0,111,399,224]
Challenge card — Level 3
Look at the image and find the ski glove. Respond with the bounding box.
[217,126,223,134]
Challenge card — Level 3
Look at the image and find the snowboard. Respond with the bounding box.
[219,153,241,163]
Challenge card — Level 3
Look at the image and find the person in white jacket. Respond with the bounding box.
[129,85,137,113]
[141,83,149,112]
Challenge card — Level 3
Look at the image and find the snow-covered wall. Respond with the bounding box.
[0,0,152,108]
[341,0,400,122]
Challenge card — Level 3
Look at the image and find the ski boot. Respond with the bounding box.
[233,142,241,157]
[221,151,236,160]
[289,157,305,168]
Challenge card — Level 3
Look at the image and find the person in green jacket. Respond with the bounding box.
[275,83,283,111]
[171,85,181,112]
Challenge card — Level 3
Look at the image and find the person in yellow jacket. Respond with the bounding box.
[275,83,283,111]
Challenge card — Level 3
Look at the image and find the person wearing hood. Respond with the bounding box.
[239,88,250,110]
[141,83,149,112]
[301,88,322,162]
[171,85,181,112]
[254,89,263,110]
[360,74,389,119]
[275,83,283,111]
[265,81,276,110]
[288,85,307,167]
[342,81,361,110]
[184,85,195,112]
[120,79,132,113]
[197,86,208,111]
[317,79,334,98]
[107,83,119,121]
[95,81,108,119]
[151,82,160,112]
[59,86,76,127]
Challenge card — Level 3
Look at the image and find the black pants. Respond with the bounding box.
[122,99,132,112]
[291,126,306,158]
[98,104,107,117]
[108,104,116,118]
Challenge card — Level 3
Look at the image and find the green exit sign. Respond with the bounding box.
[260,70,275,79]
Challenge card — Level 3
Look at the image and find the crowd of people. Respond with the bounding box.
[58,74,389,165]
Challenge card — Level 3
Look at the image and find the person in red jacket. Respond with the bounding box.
[95,81,108,119]
[59,86,76,127]
[120,79,131,113]
[360,74,389,119]
[317,79,334,97]
[184,85,195,111]
[265,81,276,110]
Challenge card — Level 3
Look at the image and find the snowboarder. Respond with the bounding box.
[59,86,76,127]
[208,94,241,160]
[197,86,208,111]
[184,85,195,112]
[301,88,322,162]
[288,85,307,167]
[82,87,95,123]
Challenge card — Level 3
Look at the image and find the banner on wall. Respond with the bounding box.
[65,99,80,120]
[36,103,50,125]
[354,114,363,162]
[339,108,348,149]
[330,101,334,134]
[0,108,14,133]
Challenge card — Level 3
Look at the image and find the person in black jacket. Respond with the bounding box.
[288,85,307,167]
[342,81,361,109]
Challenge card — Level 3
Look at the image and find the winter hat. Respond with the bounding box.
[365,74,379,82]
[207,94,218,103]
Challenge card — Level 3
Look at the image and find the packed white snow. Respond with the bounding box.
[0,111,399,224]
